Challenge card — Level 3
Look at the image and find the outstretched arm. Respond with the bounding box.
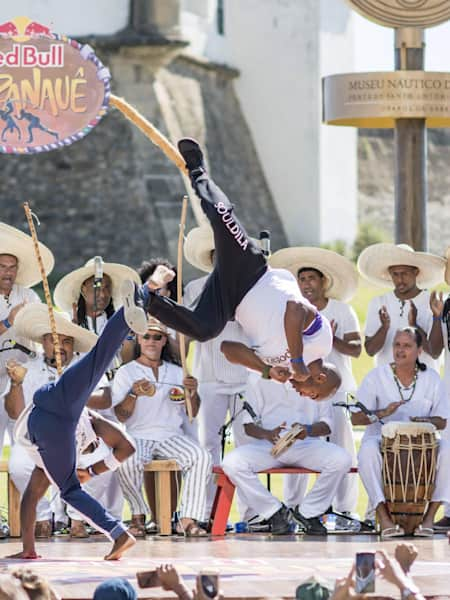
[221,341,290,383]
[284,301,311,382]
[6,467,50,559]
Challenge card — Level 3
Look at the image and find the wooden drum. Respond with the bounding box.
[381,421,438,534]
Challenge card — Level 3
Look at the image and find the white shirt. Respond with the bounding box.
[235,268,328,367]
[242,372,333,432]
[357,364,450,442]
[320,298,359,393]
[365,290,438,370]
[0,284,40,396]
[112,360,185,441]
[441,321,450,394]
[184,275,249,388]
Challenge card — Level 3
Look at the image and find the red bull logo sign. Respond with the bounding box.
[0,17,111,154]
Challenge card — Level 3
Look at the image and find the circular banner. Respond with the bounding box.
[323,71,450,128]
[345,0,450,28]
[0,17,110,154]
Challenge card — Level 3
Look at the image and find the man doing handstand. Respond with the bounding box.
[123,139,340,401]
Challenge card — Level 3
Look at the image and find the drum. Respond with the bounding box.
[271,424,304,457]
[381,421,438,534]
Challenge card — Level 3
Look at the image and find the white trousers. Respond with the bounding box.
[438,423,450,516]
[222,437,352,520]
[197,382,250,514]
[10,443,53,522]
[283,395,358,512]
[118,435,212,521]
[0,399,14,455]
[358,437,450,512]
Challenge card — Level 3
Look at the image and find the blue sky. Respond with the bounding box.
[354,13,450,71]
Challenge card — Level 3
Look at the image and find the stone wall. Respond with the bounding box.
[0,48,287,284]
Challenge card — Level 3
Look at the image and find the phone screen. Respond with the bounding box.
[199,573,219,599]
[136,570,160,588]
[355,552,375,593]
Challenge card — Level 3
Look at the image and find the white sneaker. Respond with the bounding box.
[121,279,148,334]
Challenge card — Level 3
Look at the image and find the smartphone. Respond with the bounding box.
[355,552,375,593]
[136,570,160,588]
[197,570,219,599]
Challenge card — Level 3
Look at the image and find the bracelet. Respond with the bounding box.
[290,356,304,364]
[261,364,271,380]
[128,389,138,400]
[305,424,313,436]
[87,465,98,477]
[2,318,11,329]
[104,451,122,472]
[433,315,442,321]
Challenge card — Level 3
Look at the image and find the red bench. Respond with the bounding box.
[210,465,358,535]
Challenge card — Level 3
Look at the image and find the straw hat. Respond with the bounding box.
[269,247,358,302]
[0,222,54,287]
[146,316,168,336]
[14,303,97,353]
[184,225,215,273]
[357,243,445,289]
[184,225,260,273]
[54,258,141,312]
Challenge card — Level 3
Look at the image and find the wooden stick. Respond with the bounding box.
[177,195,193,422]
[23,203,62,375]
[110,95,188,175]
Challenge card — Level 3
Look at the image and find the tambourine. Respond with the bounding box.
[270,424,304,457]
[6,359,28,384]
[135,380,156,397]
[169,387,185,405]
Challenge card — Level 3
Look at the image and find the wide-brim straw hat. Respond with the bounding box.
[269,247,358,302]
[184,226,215,273]
[184,225,260,273]
[14,303,97,353]
[146,316,168,336]
[54,258,141,312]
[0,223,54,287]
[445,247,450,285]
[357,243,445,289]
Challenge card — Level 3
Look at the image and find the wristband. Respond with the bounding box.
[290,356,304,364]
[261,364,271,380]
[2,318,11,329]
[305,425,313,436]
[104,451,121,472]
[87,465,98,477]
[128,389,138,400]
[433,315,442,321]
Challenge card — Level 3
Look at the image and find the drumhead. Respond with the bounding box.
[382,421,436,438]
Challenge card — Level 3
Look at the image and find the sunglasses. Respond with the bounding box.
[142,333,164,341]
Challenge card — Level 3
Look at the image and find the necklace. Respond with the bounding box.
[390,363,418,402]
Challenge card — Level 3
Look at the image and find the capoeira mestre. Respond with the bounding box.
[270,247,360,516]
[6,305,137,560]
[122,139,340,401]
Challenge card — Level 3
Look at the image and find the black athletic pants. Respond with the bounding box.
[149,173,267,341]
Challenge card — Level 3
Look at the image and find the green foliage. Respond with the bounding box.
[320,239,349,257]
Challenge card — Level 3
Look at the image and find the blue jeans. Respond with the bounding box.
[28,308,129,540]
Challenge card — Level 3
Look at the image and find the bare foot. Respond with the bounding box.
[148,265,175,290]
[5,551,41,559]
[104,531,136,561]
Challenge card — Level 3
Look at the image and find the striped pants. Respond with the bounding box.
[118,435,212,522]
